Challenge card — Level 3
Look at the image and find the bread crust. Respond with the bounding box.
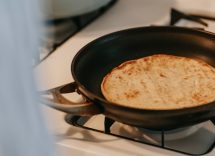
[101,54,215,110]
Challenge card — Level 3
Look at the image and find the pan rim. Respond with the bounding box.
[71,26,215,113]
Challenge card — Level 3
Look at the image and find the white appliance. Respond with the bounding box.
[35,0,215,155]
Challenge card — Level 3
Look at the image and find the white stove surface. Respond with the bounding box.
[35,0,215,155]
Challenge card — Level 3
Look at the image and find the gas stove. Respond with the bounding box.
[36,0,215,155]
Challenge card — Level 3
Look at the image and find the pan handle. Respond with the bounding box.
[40,82,101,116]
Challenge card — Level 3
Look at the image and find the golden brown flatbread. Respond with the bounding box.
[101,54,215,110]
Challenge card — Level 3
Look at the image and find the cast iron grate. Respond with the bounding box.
[65,115,215,156]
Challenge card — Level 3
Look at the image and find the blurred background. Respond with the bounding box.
[1,0,215,156]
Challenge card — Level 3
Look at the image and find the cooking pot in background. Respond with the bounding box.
[42,0,111,20]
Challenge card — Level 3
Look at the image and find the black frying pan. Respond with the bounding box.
[42,26,215,130]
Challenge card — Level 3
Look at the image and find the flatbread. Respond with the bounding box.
[101,54,215,110]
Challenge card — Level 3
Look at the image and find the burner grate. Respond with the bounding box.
[65,115,215,156]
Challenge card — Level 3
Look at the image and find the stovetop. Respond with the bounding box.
[36,0,215,156]
[62,7,215,155]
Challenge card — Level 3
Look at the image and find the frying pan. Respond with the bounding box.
[41,26,215,130]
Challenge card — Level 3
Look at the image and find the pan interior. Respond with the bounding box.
[72,27,215,100]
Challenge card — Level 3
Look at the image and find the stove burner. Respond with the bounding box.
[105,117,204,141]
[39,0,118,62]
[65,114,215,156]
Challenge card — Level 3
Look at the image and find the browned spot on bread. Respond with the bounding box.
[192,94,206,103]
[160,73,166,77]
[124,90,140,99]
